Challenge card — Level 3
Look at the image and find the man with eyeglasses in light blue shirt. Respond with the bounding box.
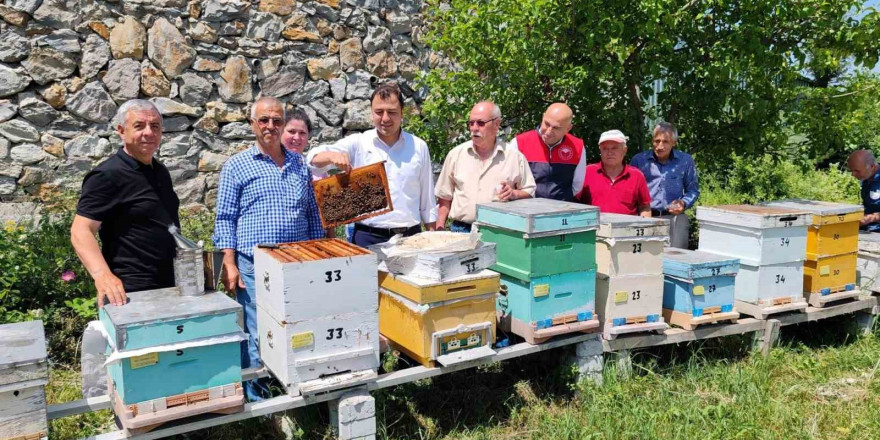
[213,96,325,402]
[630,122,699,248]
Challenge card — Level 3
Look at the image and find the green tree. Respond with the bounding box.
[412,0,880,174]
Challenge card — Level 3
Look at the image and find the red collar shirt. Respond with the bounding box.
[576,163,651,215]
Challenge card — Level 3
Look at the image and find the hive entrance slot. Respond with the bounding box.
[319,369,352,379]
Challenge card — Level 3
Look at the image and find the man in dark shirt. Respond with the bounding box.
[71,99,180,307]
[847,150,880,232]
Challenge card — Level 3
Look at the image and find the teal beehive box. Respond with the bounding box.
[497,269,600,344]
[662,249,740,330]
[100,288,244,406]
[476,199,599,281]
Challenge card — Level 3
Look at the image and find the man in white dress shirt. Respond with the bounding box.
[306,82,437,246]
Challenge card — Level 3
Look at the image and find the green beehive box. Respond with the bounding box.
[476,199,599,282]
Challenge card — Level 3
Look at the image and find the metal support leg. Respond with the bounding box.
[573,338,604,386]
[853,307,879,336]
[328,388,376,440]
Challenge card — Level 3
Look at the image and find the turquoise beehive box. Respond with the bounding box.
[662,249,741,330]
[100,288,244,405]
[476,199,600,281]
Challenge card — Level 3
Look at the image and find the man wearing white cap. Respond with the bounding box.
[575,129,651,217]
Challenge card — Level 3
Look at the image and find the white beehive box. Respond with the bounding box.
[0,321,48,440]
[595,273,667,338]
[254,239,378,324]
[697,205,809,265]
[254,239,380,396]
[372,240,497,282]
[596,213,668,276]
[257,306,379,396]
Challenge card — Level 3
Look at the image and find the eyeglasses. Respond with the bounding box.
[466,117,499,128]
[256,117,283,127]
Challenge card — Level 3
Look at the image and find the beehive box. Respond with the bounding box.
[0,321,48,440]
[762,199,863,260]
[99,288,244,406]
[804,252,857,294]
[662,249,740,330]
[733,260,808,318]
[596,213,669,276]
[257,306,379,396]
[254,239,380,396]
[313,161,393,228]
[595,274,667,339]
[375,240,497,282]
[254,239,378,324]
[497,269,600,344]
[476,199,599,281]
[379,288,496,367]
[379,269,500,304]
[697,205,809,265]
[858,232,880,293]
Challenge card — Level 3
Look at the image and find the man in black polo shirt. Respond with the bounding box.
[71,99,180,307]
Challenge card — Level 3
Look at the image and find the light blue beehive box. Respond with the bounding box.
[662,249,739,326]
[497,269,598,343]
[100,288,244,405]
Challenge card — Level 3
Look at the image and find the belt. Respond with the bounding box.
[651,208,670,217]
[354,223,420,237]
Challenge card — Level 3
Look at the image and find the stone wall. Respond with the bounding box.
[0,0,435,209]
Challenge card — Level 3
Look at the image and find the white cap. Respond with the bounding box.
[598,129,628,146]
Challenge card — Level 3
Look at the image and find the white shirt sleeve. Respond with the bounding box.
[305,133,360,174]
[572,146,587,196]
[418,140,438,224]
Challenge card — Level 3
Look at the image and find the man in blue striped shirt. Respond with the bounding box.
[213,96,324,401]
[630,122,700,248]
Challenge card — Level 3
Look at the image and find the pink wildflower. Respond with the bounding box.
[61,270,76,282]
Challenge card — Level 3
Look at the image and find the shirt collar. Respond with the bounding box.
[116,147,155,170]
[870,167,880,182]
[370,128,406,149]
[249,144,297,164]
[468,138,506,159]
[598,163,629,179]
[535,127,564,149]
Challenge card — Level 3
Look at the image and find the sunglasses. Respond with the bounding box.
[466,117,499,128]
[256,117,284,127]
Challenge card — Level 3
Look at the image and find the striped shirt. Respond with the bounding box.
[213,145,325,257]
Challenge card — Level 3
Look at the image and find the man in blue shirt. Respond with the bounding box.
[847,150,880,232]
[630,122,699,248]
[213,96,325,401]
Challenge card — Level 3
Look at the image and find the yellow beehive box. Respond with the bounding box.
[803,252,857,294]
[763,200,863,260]
[379,288,496,368]
[378,269,500,304]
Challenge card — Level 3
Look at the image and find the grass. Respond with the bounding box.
[47,316,880,440]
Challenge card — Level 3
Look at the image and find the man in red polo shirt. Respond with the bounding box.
[576,130,651,216]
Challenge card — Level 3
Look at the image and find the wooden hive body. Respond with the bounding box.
[99,289,243,406]
[697,205,809,265]
[0,321,48,440]
[734,260,805,304]
[476,199,599,281]
[378,269,499,304]
[254,239,378,324]
[763,199,862,260]
[595,213,669,277]
[662,249,739,317]
[596,273,664,327]
[253,239,380,396]
[377,242,497,282]
[378,287,496,367]
[497,269,596,328]
[803,252,857,294]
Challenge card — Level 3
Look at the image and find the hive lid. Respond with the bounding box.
[0,320,47,369]
[662,248,739,279]
[476,199,599,235]
[762,199,862,216]
[597,213,669,238]
[258,238,373,263]
[696,204,810,228]
[101,288,241,328]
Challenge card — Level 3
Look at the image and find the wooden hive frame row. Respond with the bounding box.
[262,238,371,263]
